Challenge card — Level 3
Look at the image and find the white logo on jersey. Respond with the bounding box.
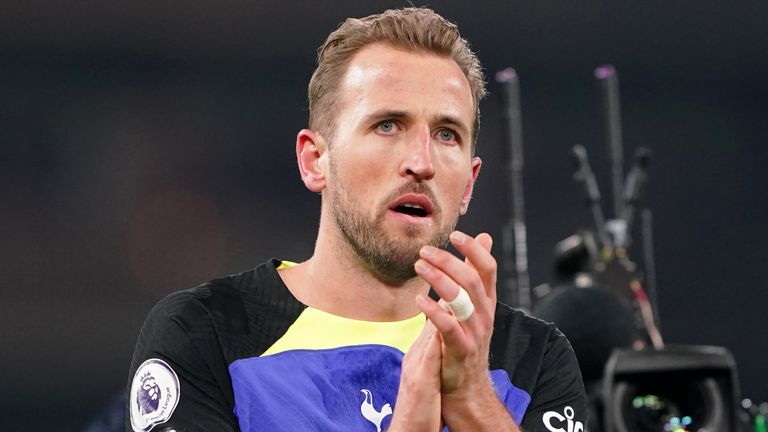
[360,389,392,432]
[542,405,584,432]
[130,358,180,432]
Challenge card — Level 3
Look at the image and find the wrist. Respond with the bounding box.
[441,371,495,406]
[441,380,516,431]
[389,390,442,432]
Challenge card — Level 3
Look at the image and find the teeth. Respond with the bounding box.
[402,203,424,209]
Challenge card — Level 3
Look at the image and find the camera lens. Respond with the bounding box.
[612,376,723,432]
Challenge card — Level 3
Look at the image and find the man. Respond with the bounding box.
[127,7,586,432]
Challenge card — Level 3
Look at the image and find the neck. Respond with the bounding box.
[279,210,428,322]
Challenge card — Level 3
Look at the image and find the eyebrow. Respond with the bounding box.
[363,109,409,125]
[363,110,470,138]
[433,115,470,138]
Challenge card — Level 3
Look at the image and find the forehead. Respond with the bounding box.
[336,43,474,127]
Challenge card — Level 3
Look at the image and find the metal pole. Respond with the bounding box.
[495,68,531,310]
[595,65,625,221]
[641,208,661,332]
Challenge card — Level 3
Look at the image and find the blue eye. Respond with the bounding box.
[439,129,455,141]
[378,121,395,133]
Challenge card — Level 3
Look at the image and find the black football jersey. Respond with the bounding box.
[126,259,586,432]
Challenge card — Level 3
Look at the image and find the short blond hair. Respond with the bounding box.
[308,7,486,148]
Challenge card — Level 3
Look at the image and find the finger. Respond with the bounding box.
[414,259,483,332]
[474,233,498,305]
[475,232,493,253]
[418,245,492,321]
[415,259,460,306]
[421,320,442,364]
[404,313,432,360]
[416,294,470,356]
[463,233,492,269]
[410,318,440,374]
[436,298,451,312]
[473,232,496,303]
[450,231,497,302]
[445,286,475,322]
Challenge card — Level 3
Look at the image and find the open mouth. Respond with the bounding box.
[388,194,434,219]
[393,203,429,217]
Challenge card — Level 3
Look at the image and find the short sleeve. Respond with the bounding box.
[518,329,587,432]
[125,291,238,432]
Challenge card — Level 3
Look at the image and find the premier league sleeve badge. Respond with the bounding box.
[129,358,181,432]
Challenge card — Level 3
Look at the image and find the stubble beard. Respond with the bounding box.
[328,161,458,285]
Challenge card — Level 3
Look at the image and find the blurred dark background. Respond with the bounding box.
[1,1,766,429]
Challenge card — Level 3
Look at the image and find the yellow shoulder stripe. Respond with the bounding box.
[262,307,426,357]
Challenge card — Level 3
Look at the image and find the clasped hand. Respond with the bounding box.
[389,231,500,432]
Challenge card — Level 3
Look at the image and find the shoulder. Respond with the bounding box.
[127,276,242,432]
[145,279,225,329]
[129,271,243,381]
[146,259,295,323]
[490,302,587,431]
[492,301,558,337]
[491,301,583,384]
[490,302,570,370]
[126,260,304,432]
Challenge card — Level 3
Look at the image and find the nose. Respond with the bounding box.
[400,124,435,180]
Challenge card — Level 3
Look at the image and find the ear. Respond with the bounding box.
[459,157,482,215]
[296,129,328,193]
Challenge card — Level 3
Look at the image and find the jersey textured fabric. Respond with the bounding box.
[126,259,586,432]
